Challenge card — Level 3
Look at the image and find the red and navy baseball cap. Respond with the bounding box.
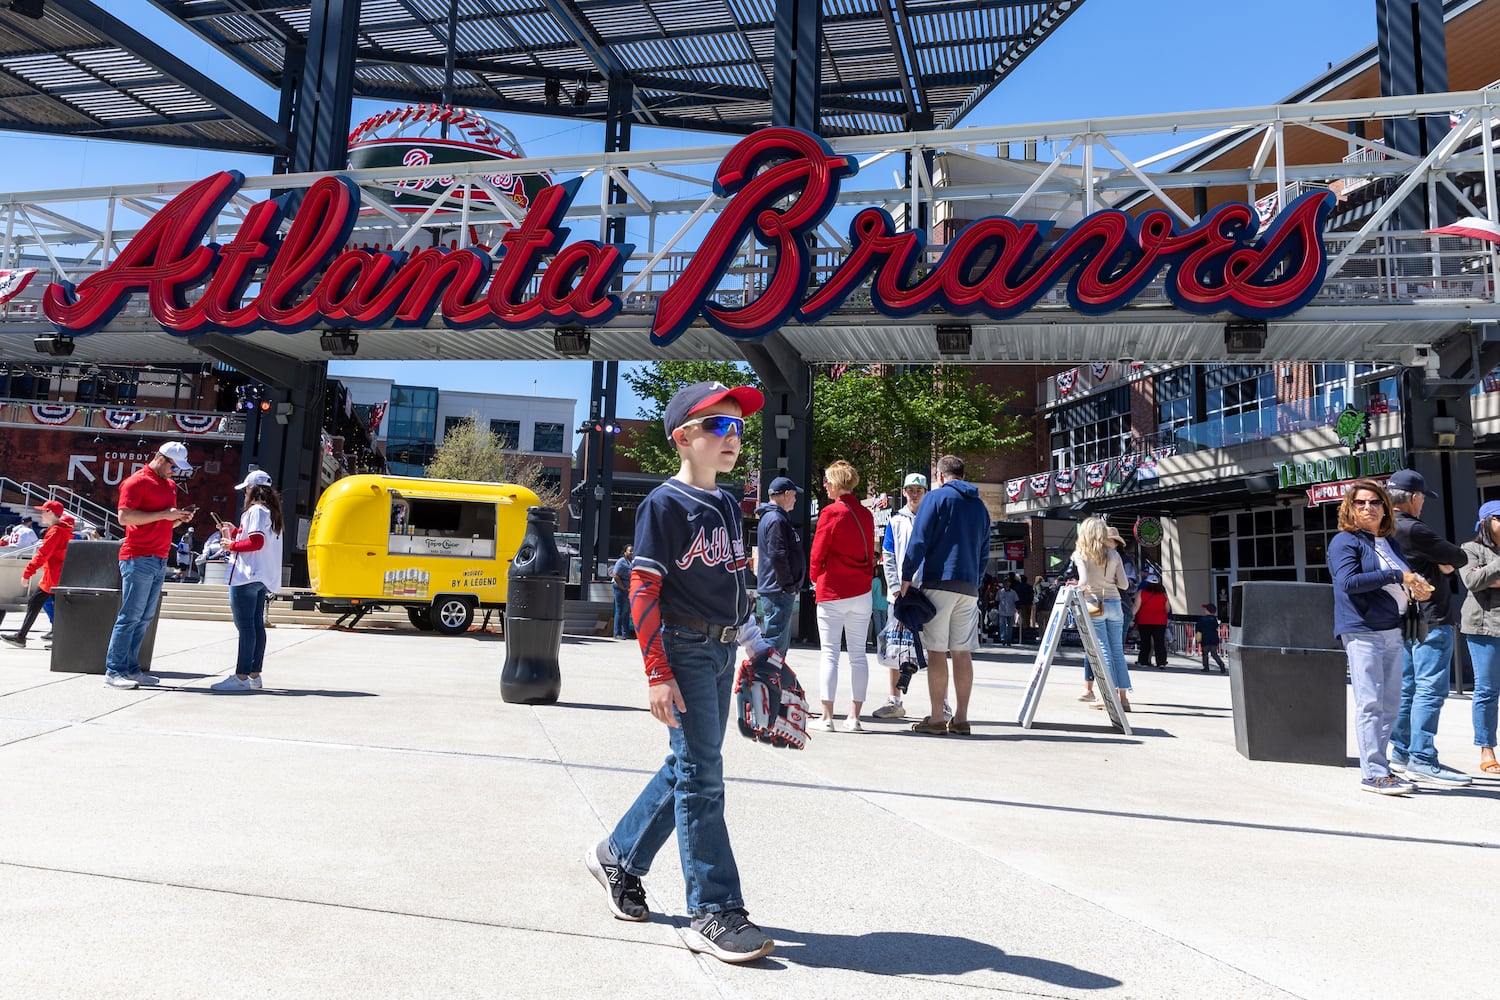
[663,381,764,440]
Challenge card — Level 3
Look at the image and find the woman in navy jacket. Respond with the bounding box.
[1327,479,1434,796]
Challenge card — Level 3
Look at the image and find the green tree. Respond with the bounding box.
[425,412,563,509]
[622,361,1026,491]
[620,360,764,477]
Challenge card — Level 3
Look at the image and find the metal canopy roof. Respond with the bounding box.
[0,0,288,154]
[149,0,1086,136]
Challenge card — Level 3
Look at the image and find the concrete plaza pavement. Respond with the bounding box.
[0,619,1495,999]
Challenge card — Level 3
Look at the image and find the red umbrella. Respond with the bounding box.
[1425,216,1500,244]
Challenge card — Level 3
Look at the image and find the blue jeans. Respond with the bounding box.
[1089,598,1131,692]
[1393,623,1454,765]
[230,582,270,676]
[608,625,742,917]
[1466,635,1500,749]
[1343,629,1404,779]
[105,556,167,678]
[757,591,795,657]
[612,583,633,637]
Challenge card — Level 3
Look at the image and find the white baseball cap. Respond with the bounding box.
[903,473,929,489]
[157,441,193,473]
[235,469,273,490]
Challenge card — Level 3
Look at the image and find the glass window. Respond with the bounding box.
[443,416,467,438]
[1204,364,1276,444]
[533,421,565,453]
[1046,387,1131,470]
[490,419,520,449]
[537,467,563,491]
[1154,367,1195,442]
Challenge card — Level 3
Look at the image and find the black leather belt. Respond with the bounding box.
[661,612,738,643]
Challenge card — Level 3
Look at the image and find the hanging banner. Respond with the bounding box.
[1028,473,1052,497]
[1091,362,1111,381]
[38,129,1335,344]
[172,413,220,435]
[0,267,39,305]
[1084,462,1110,488]
[1055,368,1080,396]
[1055,468,1075,494]
[103,409,145,429]
[30,403,77,425]
[1004,542,1027,561]
[1005,479,1025,503]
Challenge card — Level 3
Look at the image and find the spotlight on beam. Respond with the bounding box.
[9,1,45,20]
[33,334,74,356]
[319,328,359,357]
[553,326,591,356]
[935,323,972,356]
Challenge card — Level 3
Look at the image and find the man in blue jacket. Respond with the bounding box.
[900,455,992,736]
[755,476,806,656]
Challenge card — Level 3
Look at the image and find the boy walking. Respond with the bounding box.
[586,381,778,964]
[1196,603,1227,672]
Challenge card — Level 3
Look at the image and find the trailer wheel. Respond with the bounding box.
[407,606,434,631]
[431,596,475,635]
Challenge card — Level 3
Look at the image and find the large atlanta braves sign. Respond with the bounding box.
[41,128,1333,345]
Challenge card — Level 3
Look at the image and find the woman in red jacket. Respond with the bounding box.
[3,500,72,647]
[1133,573,1172,669]
[809,460,877,732]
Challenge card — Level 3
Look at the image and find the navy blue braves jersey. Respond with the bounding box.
[633,478,751,626]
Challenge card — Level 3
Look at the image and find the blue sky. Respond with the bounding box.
[2,0,1380,423]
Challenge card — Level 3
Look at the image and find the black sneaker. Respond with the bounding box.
[685,908,774,963]
[585,842,648,922]
[1,633,24,647]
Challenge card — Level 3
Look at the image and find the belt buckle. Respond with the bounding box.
[716,625,737,644]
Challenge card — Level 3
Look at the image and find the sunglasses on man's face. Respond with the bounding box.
[679,414,744,437]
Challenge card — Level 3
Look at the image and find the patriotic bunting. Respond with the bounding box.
[1085,462,1110,488]
[30,404,76,425]
[1091,363,1111,381]
[173,413,219,435]
[1055,368,1080,396]
[1055,469,1075,494]
[1118,454,1138,476]
[1028,473,1052,497]
[104,409,144,429]
[1005,479,1025,503]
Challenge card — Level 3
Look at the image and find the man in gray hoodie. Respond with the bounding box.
[755,476,806,656]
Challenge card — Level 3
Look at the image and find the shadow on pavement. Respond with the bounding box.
[168,687,378,698]
[762,928,1123,987]
[552,700,647,713]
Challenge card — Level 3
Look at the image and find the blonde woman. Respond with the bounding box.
[808,460,877,732]
[1070,518,1132,712]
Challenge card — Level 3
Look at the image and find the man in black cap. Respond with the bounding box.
[1386,468,1472,787]
[755,476,805,657]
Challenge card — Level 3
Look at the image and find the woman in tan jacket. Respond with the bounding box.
[1071,518,1133,711]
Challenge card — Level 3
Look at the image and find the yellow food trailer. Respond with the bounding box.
[307,475,540,633]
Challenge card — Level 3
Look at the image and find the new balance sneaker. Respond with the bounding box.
[249,676,263,690]
[685,908,774,963]
[871,699,905,720]
[585,842,648,922]
[1360,775,1413,796]
[211,675,253,693]
[131,672,160,686]
[1389,753,1408,773]
[104,674,139,690]
[1405,760,1472,786]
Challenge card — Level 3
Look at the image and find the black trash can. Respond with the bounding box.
[1226,581,1346,766]
[50,541,164,676]
[501,507,565,704]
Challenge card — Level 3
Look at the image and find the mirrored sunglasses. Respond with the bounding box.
[679,414,744,437]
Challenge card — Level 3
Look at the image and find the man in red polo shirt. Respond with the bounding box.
[104,442,195,689]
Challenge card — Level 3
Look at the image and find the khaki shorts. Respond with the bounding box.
[921,589,979,653]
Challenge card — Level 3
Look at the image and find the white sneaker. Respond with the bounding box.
[249,676,263,690]
[842,717,865,733]
[104,674,138,689]
[1077,691,1096,702]
[871,699,906,719]
[818,717,837,732]
[212,675,253,693]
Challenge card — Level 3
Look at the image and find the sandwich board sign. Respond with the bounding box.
[1016,585,1130,734]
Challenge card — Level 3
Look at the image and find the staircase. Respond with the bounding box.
[0,476,122,538]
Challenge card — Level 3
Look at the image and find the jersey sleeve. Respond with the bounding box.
[631,491,686,581]
[629,567,672,684]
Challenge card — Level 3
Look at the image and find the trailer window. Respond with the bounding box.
[388,497,498,559]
